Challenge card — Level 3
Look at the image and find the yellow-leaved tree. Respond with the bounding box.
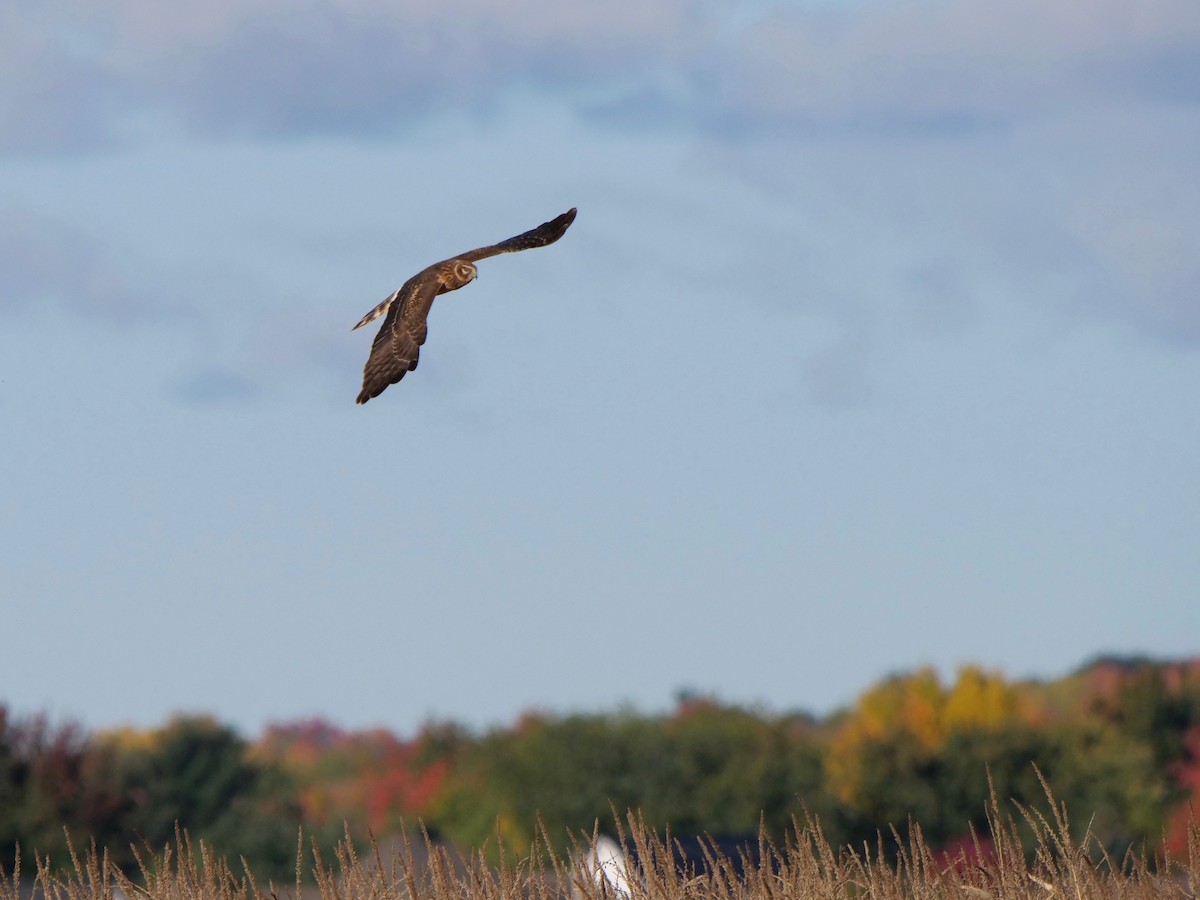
[826,666,1032,806]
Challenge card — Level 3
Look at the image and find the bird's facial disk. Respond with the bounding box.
[454,262,478,286]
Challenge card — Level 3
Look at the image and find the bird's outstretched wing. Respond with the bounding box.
[456,208,577,263]
[355,272,439,404]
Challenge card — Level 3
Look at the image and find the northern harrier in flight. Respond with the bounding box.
[352,208,577,404]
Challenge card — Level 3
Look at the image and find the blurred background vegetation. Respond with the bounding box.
[2,655,1197,878]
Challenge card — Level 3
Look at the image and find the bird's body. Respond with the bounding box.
[352,208,577,404]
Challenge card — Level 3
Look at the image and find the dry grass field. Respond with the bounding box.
[6,785,1197,900]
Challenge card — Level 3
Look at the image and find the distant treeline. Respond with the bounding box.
[2,656,1197,877]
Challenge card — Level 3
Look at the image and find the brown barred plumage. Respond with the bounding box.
[352,208,577,405]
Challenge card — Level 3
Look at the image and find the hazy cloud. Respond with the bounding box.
[169,367,258,405]
[7,0,1196,150]
[0,7,120,155]
[0,209,199,326]
[5,0,1196,353]
[719,0,1200,135]
[10,0,699,146]
[803,332,873,409]
[1063,176,1200,343]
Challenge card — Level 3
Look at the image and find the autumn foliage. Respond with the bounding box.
[1,655,1197,876]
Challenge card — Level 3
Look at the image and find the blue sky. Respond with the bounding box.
[2,0,1198,737]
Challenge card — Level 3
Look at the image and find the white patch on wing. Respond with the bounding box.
[352,290,398,330]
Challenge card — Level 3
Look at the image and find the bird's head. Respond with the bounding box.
[447,261,478,290]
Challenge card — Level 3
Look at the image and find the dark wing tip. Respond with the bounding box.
[556,207,577,231]
[458,208,578,262]
[532,207,577,240]
[539,207,577,245]
[356,367,409,404]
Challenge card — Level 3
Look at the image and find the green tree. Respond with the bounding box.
[430,702,836,857]
[1038,722,1171,858]
[107,716,305,878]
[1101,664,1200,774]
[665,701,833,837]
[133,717,258,842]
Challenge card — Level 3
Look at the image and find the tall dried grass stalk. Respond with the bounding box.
[3,782,1197,900]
